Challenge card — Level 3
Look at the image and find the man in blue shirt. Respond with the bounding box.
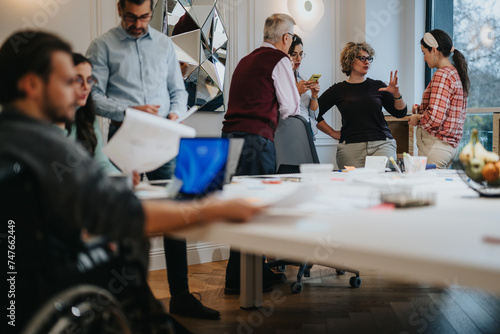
[86,0,220,320]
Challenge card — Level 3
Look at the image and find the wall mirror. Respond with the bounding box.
[151,0,227,112]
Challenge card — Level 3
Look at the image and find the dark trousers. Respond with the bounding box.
[109,122,189,296]
[221,131,276,176]
[222,131,276,282]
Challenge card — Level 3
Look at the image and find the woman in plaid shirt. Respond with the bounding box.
[409,29,470,168]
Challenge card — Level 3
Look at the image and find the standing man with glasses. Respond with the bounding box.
[221,13,300,294]
[86,0,221,320]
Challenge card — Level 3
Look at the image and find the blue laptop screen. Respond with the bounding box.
[175,138,229,197]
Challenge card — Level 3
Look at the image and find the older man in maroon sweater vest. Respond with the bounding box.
[222,13,300,294]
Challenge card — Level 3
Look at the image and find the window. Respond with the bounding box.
[454,0,499,151]
[454,0,499,109]
[428,0,500,152]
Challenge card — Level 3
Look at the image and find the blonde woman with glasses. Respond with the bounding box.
[317,42,408,168]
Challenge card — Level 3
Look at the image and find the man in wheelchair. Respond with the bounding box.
[0,31,262,333]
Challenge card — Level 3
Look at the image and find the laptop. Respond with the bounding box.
[224,138,244,184]
[167,137,230,199]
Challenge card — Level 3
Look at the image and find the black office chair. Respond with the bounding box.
[269,116,361,293]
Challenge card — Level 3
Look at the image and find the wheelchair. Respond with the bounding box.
[1,156,189,334]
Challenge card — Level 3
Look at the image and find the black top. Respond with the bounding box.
[317,78,407,143]
[0,107,145,239]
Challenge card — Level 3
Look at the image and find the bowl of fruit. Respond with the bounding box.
[454,129,500,197]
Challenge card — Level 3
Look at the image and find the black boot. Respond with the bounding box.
[169,290,221,320]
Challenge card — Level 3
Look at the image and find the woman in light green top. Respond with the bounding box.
[69,53,119,174]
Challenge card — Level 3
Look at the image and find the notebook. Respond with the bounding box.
[364,156,389,172]
[169,138,230,199]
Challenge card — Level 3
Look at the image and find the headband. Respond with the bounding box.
[423,32,455,53]
[423,32,439,48]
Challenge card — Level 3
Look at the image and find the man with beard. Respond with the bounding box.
[0,30,261,332]
[85,0,219,320]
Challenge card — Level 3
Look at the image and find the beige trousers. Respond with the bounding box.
[416,127,458,169]
[336,138,397,169]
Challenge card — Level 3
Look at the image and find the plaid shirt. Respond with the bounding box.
[418,66,467,147]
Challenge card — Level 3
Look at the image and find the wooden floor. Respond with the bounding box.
[147,260,500,334]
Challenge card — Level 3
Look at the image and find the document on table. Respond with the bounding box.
[103,108,196,174]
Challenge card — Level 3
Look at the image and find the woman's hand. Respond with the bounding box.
[378,70,401,97]
[317,120,341,140]
[296,80,309,95]
[408,114,421,126]
[310,81,320,98]
[331,130,341,140]
[412,104,420,114]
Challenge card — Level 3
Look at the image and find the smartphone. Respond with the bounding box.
[309,74,321,82]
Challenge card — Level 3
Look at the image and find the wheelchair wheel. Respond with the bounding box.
[21,285,132,334]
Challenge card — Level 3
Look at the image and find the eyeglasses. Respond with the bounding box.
[122,13,152,23]
[75,76,98,88]
[283,32,294,39]
[356,56,374,63]
[291,52,306,59]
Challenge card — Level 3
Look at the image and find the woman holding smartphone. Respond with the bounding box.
[288,34,320,139]
[317,42,407,168]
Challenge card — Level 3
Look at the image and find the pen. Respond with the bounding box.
[483,236,500,245]
[389,157,402,174]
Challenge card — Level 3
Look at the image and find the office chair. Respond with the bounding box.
[274,115,319,173]
[270,116,362,293]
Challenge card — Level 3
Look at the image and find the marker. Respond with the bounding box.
[389,157,402,174]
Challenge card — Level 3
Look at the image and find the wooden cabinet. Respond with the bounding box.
[385,116,415,158]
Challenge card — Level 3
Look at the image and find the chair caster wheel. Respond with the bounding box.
[336,270,346,275]
[277,265,286,272]
[349,276,361,288]
[291,282,303,293]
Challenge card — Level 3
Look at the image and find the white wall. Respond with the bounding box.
[364,0,426,107]
[0,0,119,54]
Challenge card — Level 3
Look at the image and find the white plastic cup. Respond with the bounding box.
[403,156,427,174]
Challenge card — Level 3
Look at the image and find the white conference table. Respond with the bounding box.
[159,170,500,309]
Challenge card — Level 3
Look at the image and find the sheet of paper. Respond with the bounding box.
[270,183,318,208]
[176,105,199,123]
[103,108,196,174]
